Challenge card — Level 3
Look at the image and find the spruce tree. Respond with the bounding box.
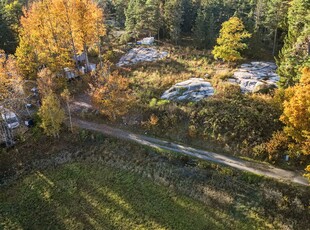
[193,7,208,48]
[164,0,183,44]
[143,0,161,36]
[264,0,289,56]
[277,0,310,87]
[125,0,161,40]
[0,3,16,53]
[125,0,140,40]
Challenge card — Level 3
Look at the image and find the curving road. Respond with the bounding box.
[72,118,309,186]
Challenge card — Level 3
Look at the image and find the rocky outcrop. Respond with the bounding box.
[117,47,168,67]
[229,62,280,93]
[161,78,214,102]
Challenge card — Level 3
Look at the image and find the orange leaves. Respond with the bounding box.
[0,50,23,101]
[280,68,310,155]
[90,71,135,120]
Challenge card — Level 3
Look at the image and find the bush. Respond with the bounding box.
[191,94,283,153]
[253,131,289,162]
[188,125,198,138]
[215,82,242,98]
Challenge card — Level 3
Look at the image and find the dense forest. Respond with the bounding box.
[1,0,309,83]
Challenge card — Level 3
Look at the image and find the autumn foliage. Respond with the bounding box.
[0,49,23,103]
[16,0,105,77]
[212,17,251,62]
[280,68,310,156]
[38,92,65,138]
[90,71,134,120]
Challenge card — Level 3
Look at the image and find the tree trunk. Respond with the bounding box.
[98,38,103,69]
[84,44,89,72]
[272,27,278,56]
[67,101,73,132]
[63,0,78,68]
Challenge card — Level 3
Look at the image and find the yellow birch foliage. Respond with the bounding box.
[280,68,310,155]
[16,0,105,77]
[38,92,65,138]
[37,68,60,97]
[212,17,251,62]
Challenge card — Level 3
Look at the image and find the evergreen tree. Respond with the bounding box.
[125,0,161,40]
[0,3,16,53]
[212,16,251,62]
[114,0,128,27]
[193,1,235,49]
[264,0,289,56]
[193,6,208,48]
[193,4,217,49]
[164,0,183,44]
[125,0,140,40]
[144,0,161,37]
[181,0,197,34]
[277,0,310,87]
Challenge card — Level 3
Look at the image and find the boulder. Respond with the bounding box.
[161,78,214,102]
[117,47,168,67]
[137,37,155,45]
[231,61,280,93]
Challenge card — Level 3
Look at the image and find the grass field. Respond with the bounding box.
[1,162,273,230]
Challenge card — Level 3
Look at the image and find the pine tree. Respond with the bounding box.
[144,0,161,36]
[125,0,161,40]
[212,16,251,62]
[181,0,197,34]
[277,0,310,87]
[0,3,16,53]
[264,0,289,56]
[164,0,183,44]
[114,0,129,28]
[125,0,141,40]
[193,7,208,48]
[193,4,217,49]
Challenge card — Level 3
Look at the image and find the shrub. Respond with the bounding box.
[253,131,289,162]
[149,98,157,107]
[192,94,282,152]
[149,114,159,126]
[215,82,242,98]
[188,125,198,138]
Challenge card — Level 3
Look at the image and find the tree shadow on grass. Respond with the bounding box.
[0,163,239,230]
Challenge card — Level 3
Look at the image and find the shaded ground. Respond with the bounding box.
[1,128,309,230]
[1,163,255,230]
[72,118,309,186]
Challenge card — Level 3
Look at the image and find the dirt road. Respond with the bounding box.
[72,118,309,186]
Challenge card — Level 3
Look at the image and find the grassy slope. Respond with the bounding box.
[1,162,259,230]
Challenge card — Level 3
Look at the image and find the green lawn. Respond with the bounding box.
[1,162,265,230]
